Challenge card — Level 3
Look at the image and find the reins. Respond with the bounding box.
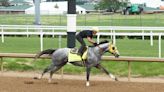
[96,45,105,54]
[95,40,109,53]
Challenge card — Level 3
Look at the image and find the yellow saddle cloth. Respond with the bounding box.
[68,47,88,62]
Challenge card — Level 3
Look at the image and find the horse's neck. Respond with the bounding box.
[99,43,109,51]
[94,43,109,55]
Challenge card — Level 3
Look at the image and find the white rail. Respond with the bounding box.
[1,25,164,31]
[0,25,164,58]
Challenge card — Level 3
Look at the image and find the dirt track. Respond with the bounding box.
[0,72,164,92]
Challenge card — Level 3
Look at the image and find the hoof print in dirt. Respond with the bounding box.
[33,77,39,80]
[48,82,58,85]
[24,81,34,84]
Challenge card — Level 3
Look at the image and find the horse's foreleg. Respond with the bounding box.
[95,64,118,81]
[86,66,91,86]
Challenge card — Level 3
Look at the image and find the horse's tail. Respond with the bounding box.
[33,49,57,61]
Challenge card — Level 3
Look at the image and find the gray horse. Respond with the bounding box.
[34,40,120,86]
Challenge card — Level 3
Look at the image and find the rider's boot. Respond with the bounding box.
[77,49,83,56]
[77,46,86,57]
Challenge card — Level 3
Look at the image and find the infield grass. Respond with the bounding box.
[0,37,164,77]
[0,13,164,26]
[0,13,164,77]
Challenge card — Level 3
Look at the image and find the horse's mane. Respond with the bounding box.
[89,40,109,47]
[98,40,109,45]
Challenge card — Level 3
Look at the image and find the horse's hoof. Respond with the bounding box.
[48,79,52,83]
[86,81,90,87]
[115,78,118,81]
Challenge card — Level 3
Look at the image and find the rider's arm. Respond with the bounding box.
[87,36,95,44]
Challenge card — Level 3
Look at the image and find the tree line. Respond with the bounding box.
[0,0,128,12]
[0,0,10,6]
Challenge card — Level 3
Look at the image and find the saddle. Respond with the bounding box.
[70,48,79,54]
[70,46,87,55]
[68,47,88,62]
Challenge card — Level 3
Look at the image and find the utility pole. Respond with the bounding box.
[34,0,41,25]
[67,0,76,48]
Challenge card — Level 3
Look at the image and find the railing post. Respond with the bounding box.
[113,30,116,45]
[1,26,4,43]
[40,33,43,51]
[97,34,100,44]
[52,28,55,38]
[158,34,161,58]
[142,30,144,40]
[58,35,61,48]
[0,57,3,73]
[128,61,131,81]
[26,26,29,38]
[110,29,113,40]
[150,31,153,46]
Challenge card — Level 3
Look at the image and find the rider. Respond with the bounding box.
[76,27,99,56]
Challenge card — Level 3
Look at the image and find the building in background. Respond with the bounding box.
[0,0,32,14]
[25,1,86,15]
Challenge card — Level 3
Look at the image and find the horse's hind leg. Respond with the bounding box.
[48,66,60,83]
[95,64,118,81]
[39,64,54,79]
[48,65,64,83]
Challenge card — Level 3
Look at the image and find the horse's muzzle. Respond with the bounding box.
[115,54,119,58]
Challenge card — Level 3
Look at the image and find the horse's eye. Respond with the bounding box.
[112,47,115,50]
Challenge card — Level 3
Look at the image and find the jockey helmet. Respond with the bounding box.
[92,27,99,32]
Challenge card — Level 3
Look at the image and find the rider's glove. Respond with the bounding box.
[93,43,97,46]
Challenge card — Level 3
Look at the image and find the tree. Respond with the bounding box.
[95,0,128,12]
[0,0,10,7]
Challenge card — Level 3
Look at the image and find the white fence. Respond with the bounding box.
[1,25,164,30]
[0,25,164,58]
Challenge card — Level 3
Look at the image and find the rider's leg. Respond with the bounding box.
[79,45,86,55]
[76,35,86,56]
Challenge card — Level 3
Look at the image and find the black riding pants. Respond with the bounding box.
[76,34,86,54]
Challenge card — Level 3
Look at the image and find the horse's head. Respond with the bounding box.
[108,42,120,58]
[97,40,120,58]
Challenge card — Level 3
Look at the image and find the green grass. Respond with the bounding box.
[3,58,164,77]
[117,38,161,57]
[0,36,67,53]
[0,13,164,77]
[1,37,163,57]
[0,37,164,77]
[0,14,164,26]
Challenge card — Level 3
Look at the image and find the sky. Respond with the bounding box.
[130,0,164,8]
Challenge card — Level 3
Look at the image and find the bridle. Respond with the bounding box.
[96,43,112,54]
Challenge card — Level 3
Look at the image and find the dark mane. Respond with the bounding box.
[98,40,109,45]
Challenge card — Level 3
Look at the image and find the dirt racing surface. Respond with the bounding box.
[0,76,164,92]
